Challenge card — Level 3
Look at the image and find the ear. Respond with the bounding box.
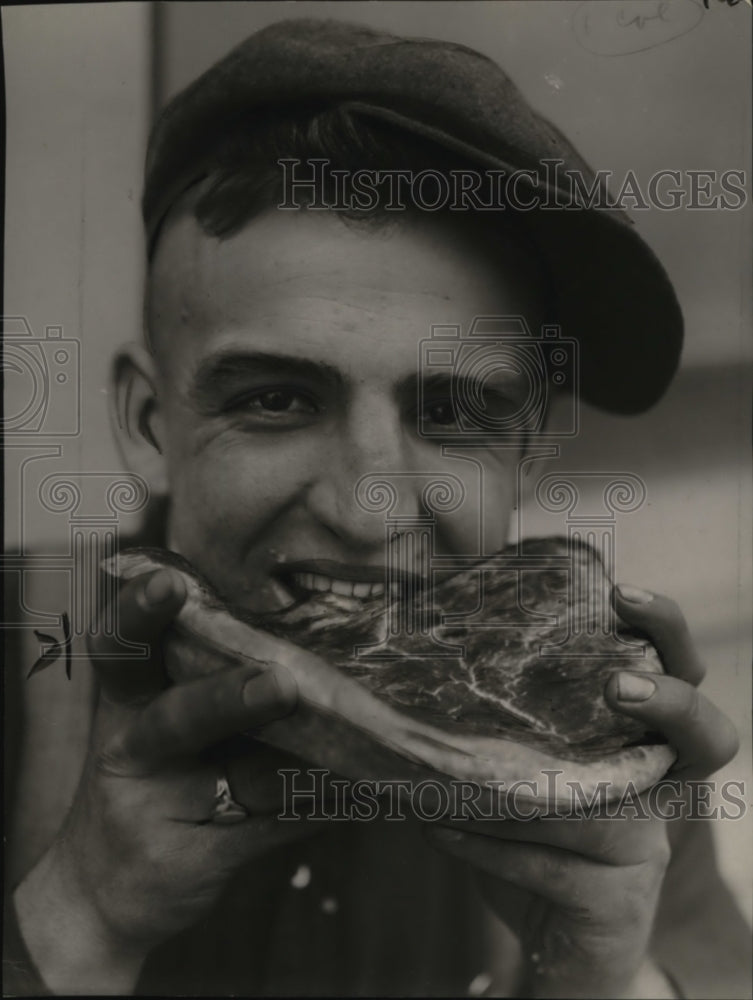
[109,344,168,496]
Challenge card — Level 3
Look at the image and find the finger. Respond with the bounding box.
[88,568,187,704]
[224,743,310,814]
[612,585,706,685]
[103,664,298,775]
[605,671,739,778]
[192,811,323,867]
[433,811,664,866]
[425,825,596,909]
[174,768,322,851]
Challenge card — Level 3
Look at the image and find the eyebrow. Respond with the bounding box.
[188,348,529,414]
[421,370,529,401]
[189,350,344,410]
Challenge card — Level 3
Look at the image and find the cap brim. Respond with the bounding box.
[345,102,683,416]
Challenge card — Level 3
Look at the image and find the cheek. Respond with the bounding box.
[163,438,307,565]
[433,453,519,555]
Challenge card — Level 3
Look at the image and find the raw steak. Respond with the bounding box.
[249,536,663,761]
[105,538,675,808]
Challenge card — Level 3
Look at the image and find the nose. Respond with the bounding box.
[304,392,422,549]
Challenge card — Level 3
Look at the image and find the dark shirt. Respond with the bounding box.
[137,819,490,996]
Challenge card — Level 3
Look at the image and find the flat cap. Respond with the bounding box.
[143,17,683,414]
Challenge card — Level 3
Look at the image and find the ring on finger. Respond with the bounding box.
[211,773,249,825]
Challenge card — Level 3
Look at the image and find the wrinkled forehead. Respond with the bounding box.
[144,203,551,374]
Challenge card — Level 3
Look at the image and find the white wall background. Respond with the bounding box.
[3,2,151,548]
[4,0,751,923]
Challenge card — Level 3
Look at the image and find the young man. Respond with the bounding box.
[6,18,749,998]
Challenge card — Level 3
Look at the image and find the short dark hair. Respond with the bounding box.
[151,103,553,273]
[145,103,557,369]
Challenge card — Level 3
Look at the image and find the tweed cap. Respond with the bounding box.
[143,17,683,414]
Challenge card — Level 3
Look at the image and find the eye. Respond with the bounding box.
[228,387,319,422]
[252,389,311,413]
[422,399,458,426]
[419,388,523,433]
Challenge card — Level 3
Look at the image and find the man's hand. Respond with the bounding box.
[426,585,740,999]
[604,584,739,779]
[14,567,315,995]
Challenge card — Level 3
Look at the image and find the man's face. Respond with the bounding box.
[145,208,544,612]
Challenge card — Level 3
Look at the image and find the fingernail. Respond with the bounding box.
[144,570,175,605]
[617,672,656,702]
[616,584,654,605]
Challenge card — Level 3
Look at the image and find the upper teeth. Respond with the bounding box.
[292,572,385,598]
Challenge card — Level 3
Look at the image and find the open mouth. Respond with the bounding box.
[273,560,428,604]
[287,573,386,599]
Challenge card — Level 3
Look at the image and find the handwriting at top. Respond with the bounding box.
[573,0,705,56]
[616,1,672,28]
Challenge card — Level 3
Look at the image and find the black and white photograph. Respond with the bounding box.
[3,2,752,996]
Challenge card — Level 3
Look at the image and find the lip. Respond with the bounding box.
[273,559,428,588]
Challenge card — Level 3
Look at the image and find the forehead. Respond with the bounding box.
[146,208,546,381]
